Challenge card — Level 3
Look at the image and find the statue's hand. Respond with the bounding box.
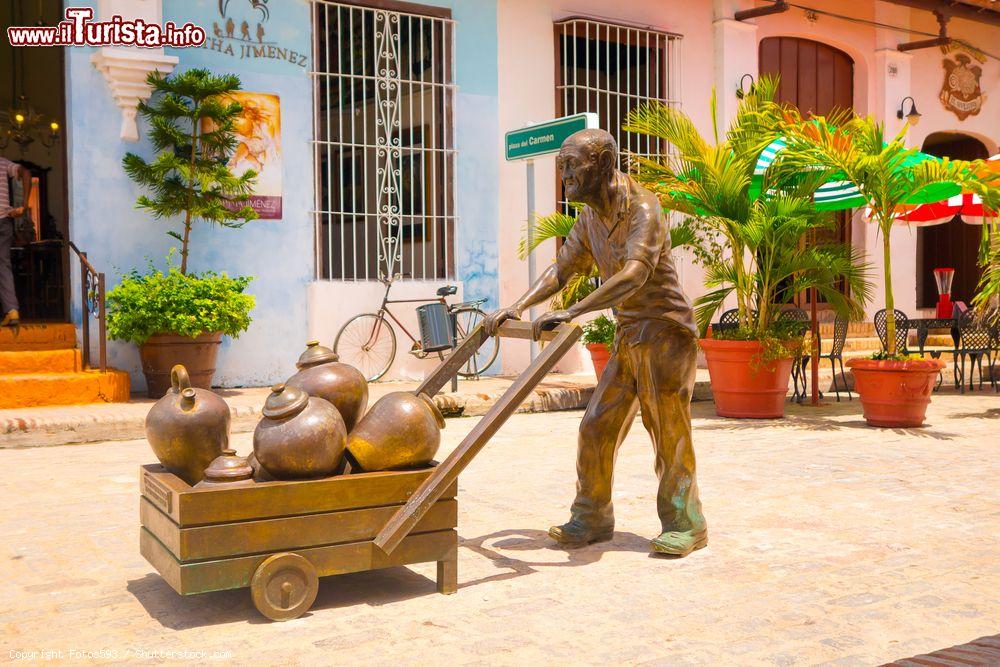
[531,309,573,340]
[483,306,520,337]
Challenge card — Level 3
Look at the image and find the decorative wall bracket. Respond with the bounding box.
[91,48,178,141]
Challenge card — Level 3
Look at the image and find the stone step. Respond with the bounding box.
[0,323,77,351]
[0,370,130,409]
[0,349,82,374]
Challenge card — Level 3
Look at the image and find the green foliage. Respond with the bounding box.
[624,76,872,341]
[711,320,806,368]
[123,68,258,274]
[581,314,617,345]
[107,261,255,345]
[776,110,999,356]
[971,188,1000,321]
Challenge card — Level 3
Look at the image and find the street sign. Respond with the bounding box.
[504,113,599,161]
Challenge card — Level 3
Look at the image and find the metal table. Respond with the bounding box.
[906,317,958,355]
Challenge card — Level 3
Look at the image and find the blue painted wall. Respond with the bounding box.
[64,0,499,389]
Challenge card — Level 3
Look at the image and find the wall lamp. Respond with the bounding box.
[736,74,756,99]
[897,97,921,126]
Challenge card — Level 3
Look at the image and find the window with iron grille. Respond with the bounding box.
[312,0,456,281]
[555,18,681,211]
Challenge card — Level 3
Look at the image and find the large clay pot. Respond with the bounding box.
[253,383,347,479]
[586,343,611,380]
[700,338,794,419]
[145,364,231,485]
[347,392,445,471]
[847,357,945,428]
[285,341,368,431]
[140,332,223,398]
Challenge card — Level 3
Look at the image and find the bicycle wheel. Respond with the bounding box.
[453,307,499,378]
[334,313,397,382]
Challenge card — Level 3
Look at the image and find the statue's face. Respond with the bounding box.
[557,141,607,201]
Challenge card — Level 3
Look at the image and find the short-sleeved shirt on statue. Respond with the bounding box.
[556,171,696,336]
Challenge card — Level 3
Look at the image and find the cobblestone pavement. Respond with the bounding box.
[1,393,997,665]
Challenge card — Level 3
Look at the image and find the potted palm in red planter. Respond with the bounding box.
[780,113,998,427]
[625,79,870,418]
[581,314,615,379]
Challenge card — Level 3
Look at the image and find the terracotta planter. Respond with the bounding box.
[140,332,223,398]
[847,357,945,428]
[586,343,611,380]
[699,338,794,419]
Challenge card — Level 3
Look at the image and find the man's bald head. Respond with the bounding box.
[557,129,619,203]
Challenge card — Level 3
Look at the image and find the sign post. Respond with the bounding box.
[505,113,598,359]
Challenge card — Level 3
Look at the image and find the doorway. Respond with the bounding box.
[1,1,70,322]
[759,37,855,311]
[917,132,988,309]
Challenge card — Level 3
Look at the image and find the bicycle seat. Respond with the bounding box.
[436,285,458,297]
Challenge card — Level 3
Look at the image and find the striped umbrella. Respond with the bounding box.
[892,154,999,226]
[751,137,962,211]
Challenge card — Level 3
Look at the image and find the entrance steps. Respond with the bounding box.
[0,324,129,409]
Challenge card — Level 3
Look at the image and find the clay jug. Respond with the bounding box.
[194,448,255,488]
[253,383,347,479]
[146,364,231,485]
[285,341,369,431]
[347,392,445,471]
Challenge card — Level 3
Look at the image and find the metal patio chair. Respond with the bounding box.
[777,308,810,402]
[955,310,995,393]
[819,314,851,401]
[874,308,909,356]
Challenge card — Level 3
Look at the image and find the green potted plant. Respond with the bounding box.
[780,113,997,426]
[519,209,694,376]
[625,78,870,418]
[111,68,258,397]
[580,314,616,379]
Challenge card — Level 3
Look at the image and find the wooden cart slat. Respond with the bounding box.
[141,496,458,561]
[141,527,457,596]
[141,464,454,526]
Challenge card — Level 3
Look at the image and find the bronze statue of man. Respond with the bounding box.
[484,128,706,556]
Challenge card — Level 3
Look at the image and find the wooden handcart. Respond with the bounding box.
[139,320,581,621]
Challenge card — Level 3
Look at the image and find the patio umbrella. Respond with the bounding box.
[891,154,999,226]
[750,137,963,211]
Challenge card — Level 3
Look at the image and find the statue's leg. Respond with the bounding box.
[549,351,638,546]
[631,322,707,556]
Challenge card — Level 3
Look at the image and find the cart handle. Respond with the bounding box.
[376,321,582,555]
[416,319,566,398]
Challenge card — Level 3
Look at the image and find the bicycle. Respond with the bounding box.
[333,275,500,382]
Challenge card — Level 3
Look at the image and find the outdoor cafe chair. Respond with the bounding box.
[874,308,909,356]
[777,308,810,402]
[819,314,851,402]
[955,310,996,393]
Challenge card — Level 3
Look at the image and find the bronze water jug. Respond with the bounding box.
[146,365,231,485]
[285,341,368,431]
[253,383,347,479]
[347,392,445,471]
[194,449,254,488]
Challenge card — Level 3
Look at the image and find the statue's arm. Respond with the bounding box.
[566,260,650,319]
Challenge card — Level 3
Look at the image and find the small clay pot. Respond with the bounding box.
[285,341,369,431]
[347,392,445,471]
[253,383,347,480]
[146,365,231,485]
[195,448,255,488]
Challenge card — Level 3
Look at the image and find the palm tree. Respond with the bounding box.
[623,77,870,339]
[776,112,998,355]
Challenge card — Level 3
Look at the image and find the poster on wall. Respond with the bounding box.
[220,91,282,219]
[940,44,986,121]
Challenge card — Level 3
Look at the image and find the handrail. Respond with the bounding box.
[66,241,107,372]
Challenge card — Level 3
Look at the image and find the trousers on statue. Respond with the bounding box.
[0,218,18,315]
[570,318,705,534]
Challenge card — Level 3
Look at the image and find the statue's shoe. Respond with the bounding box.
[548,519,614,547]
[0,309,19,327]
[651,528,707,557]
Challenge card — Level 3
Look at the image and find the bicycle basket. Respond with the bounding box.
[416,303,455,353]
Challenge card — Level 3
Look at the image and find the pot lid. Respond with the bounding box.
[202,448,253,483]
[296,340,339,369]
[262,383,309,419]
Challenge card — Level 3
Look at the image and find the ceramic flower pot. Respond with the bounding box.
[847,357,945,428]
[586,343,611,380]
[140,332,223,398]
[699,338,794,419]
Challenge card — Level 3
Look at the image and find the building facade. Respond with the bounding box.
[5,0,996,389]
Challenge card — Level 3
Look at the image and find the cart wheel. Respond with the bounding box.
[250,553,318,621]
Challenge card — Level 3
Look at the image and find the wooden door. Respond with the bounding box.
[760,37,854,308]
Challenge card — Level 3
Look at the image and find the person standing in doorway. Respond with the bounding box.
[0,155,32,327]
